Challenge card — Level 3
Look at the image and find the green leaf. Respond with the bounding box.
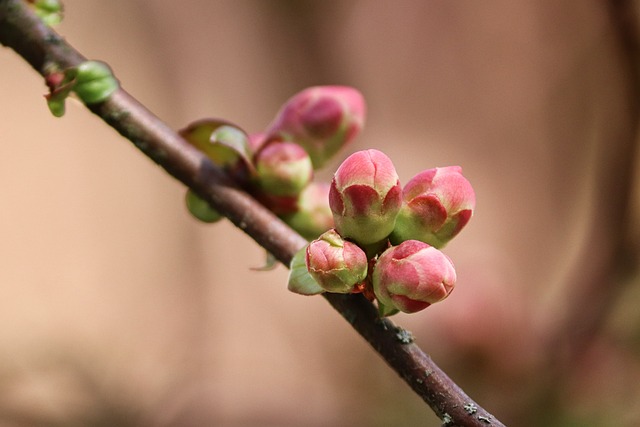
[185,190,223,223]
[287,246,324,295]
[210,125,256,174]
[46,96,67,117]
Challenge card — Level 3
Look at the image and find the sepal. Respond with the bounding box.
[287,246,325,295]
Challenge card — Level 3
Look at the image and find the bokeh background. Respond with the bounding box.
[2,1,640,425]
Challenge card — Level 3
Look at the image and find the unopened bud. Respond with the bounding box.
[329,149,402,246]
[306,229,368,293]
[265,86,365,168]
[254,141,313,197]
[281,182,334,240]
[391,166,475,248]
[373,240,456,314]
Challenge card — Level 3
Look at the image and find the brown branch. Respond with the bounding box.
[0,1,505,425]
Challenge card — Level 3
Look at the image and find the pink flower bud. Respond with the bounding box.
[391,166,475,248]
[254,141,313,197]
[306,229,368,293]
[281,182,334,240]
[372,240,456,314]
[265,86,365,169]
[329,149,402,246]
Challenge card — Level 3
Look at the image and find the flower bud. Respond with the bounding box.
[254,141,313,197]
[306,229,368,293]
[265,86,365,168]
[281,182,334,240]
[329,149,402,246]
[373,240,456,314]
[391,166,475,248]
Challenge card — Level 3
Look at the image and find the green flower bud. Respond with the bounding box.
[254,141,313,197]
[281,182,334,240]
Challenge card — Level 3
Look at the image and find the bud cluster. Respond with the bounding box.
[180,86,365,240]
[179,85,475,316]
[292,149,475,316]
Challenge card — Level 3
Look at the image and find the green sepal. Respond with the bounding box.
[287,245,324,295]
[378,301,400,317]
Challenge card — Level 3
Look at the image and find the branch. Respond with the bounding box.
[0,1,504,425]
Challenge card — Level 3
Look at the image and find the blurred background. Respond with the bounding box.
[2,0,640,425]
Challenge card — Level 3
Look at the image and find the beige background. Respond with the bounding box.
[2,1,640,426]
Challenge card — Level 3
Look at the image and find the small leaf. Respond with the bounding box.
[46,96,67,117]
[185,190,223,223]
[287,246,324,295]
